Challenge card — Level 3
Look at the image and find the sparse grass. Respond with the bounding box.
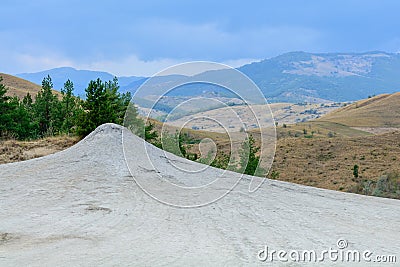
[275,121,372,139]
[0,135,78,164]
[0,72,62,99]
[349,172,400,199]
[319,92,400,127]
[181,124,400,194]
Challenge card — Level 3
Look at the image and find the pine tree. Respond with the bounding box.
[75,77,138,137]
[238,135,264,176]
[0,77,13,137]
[34,75,58,136]
[353,164,359,179]
[61,79,76,133]
[9,96,36,139]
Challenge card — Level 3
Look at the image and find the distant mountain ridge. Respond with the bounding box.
[16,51,400,102]
[238,51,400,102]
[0,73,61,99]
[17,67,143,97]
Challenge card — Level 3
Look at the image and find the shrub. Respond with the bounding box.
[353,164,359,179]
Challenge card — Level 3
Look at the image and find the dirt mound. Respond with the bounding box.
[0,123,399,265]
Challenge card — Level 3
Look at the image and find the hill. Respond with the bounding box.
[0,73,61,99]
[0,73,42,99]
[17,67,143,97]
[319,92,400,128]
[166,102,343,132]
[0,123,399,265]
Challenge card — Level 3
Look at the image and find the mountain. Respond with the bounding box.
[0,73,61,99]
[238,51,400,102]
[17,67,142,97]
[16,51,400,102]
[125,51,400,103]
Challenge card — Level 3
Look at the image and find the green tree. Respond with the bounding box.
[144,122,159,145]
[353,164,359,179]
[61,79,81,134]
[77,78,105,136]
[238,135,263,176]
[0,77,39,139]
[0,77,13,137]
[77,77,133,137]
[8,96,37,139]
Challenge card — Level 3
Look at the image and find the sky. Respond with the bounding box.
[1,0,400,76]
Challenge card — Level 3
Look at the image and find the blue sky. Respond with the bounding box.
[1,0,399,76]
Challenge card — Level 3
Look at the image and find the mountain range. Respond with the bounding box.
[239,51,400,102]
[15,51,400,102]
[17,67,143,97]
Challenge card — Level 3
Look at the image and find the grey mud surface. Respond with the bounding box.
[0,124,399,266]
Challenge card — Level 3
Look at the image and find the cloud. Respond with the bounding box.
[0,48,74,75]
[222,58,261,68]
[127,19,322,60]
[77,56,186,77]
[74,56,261,77]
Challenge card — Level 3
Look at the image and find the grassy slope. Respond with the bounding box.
[0,72,62,99]
[271,131,400,192]
[319,92,400,127]
[274,121,372,139]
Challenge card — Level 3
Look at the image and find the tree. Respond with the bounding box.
[77,77,133,137]
[353,164,359,179]
[8,96,37,139]
[144,122,159,145]
[77,78,105,136]
[0,77,15,138]
[34,75,59,136]
[238,135,263,176]
[60,79,75,133]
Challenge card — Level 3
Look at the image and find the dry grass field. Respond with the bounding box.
[167,102,343,132]
[270,130,400,192]
[0,136,78,164]
[319,92,400,127]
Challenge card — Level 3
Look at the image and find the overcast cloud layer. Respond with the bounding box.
[1,0,399,76]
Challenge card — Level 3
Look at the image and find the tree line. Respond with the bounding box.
[0,75,134,140]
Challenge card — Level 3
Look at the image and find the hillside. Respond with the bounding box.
[238,51,400,102]
[319,92,400,128]
[0,73,42,99]
[270,130,400,193]
[166,102,343,133]
[0,73,62,99]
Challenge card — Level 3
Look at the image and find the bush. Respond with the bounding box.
[349,172,400,199]
[353,164,359,179]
